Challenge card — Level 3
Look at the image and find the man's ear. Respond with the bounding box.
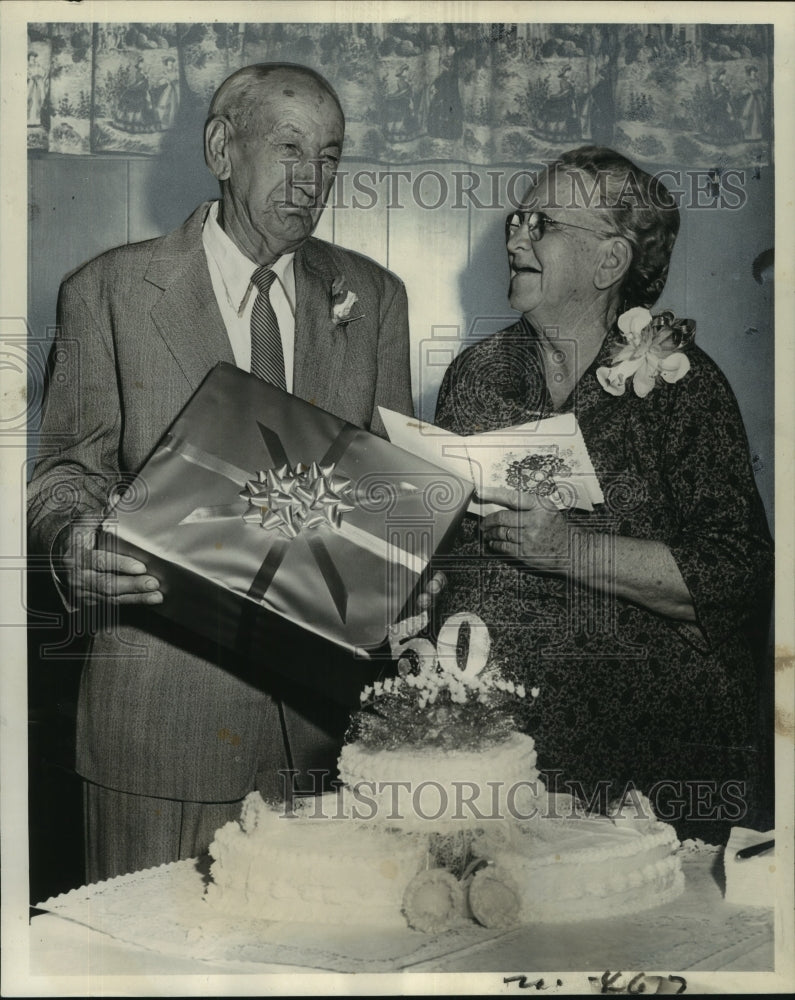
[204,116,232,182]
[594,236,632,291]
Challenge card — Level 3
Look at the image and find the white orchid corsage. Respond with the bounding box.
[331,275,360,326]
[596,307,695,398]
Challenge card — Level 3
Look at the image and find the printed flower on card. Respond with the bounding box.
[505,452,571,499]
[596,308,695,399]
[331,275,360,326]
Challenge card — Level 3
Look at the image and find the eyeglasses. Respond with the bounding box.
[505,210,616,244]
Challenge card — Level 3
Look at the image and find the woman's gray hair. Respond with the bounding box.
[554,146,680,311]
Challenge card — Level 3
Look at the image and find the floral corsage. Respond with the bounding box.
[331,275,360,326]
[596,307,695,398]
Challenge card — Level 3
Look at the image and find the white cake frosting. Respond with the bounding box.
[468,807,685,924]
[206,791,429,927]
[337,731,543,829]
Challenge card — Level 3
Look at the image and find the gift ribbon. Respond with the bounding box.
[240,461,357,538]
[649,310,695,351]
[159,424,426,624]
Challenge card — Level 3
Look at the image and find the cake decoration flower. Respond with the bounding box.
[467,864,522,929]
[351,612,535,751]
[607,788,657,831]
[596,308,695,398]
[402,868,467,933]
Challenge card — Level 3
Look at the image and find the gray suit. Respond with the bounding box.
[28,203,413,873]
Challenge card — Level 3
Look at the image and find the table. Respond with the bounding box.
[27,845,774,982]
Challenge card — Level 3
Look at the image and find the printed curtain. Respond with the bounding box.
[27,22,772,166]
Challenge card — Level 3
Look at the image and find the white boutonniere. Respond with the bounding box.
[331,275,361,327]
[596,307,695,398]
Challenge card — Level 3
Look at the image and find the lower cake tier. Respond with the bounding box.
[205,792,429,927]
[470,812,685,924]
[337,731,543,830]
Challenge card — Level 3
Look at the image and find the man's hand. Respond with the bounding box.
[386,571,446,659]
[414,570,446,612]
[61,522,163,606]
[478,487,570,573]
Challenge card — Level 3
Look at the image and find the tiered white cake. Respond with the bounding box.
[206,614,685,931]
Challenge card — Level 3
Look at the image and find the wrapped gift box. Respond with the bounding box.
[100,363,472,701]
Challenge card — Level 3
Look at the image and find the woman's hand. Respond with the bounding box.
[479,487,570,573]
[478,486,696,621]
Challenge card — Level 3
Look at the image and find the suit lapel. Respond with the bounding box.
[293,240,345,409]
[146,203,235,392]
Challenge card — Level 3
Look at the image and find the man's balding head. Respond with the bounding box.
[204,63,345,266]
[206,63,344,139]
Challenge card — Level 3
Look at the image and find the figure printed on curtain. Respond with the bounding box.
[580,63,615,145]
[27,51,47,125]
[426,47,463,140]
[539,64,579,138]
[740,64,764,142]
[26,27,51,150]
[93,23,180,153]
[151,55,180,130]
[709,68,741,143]
[383,64,420,141]
[114,56,156,132]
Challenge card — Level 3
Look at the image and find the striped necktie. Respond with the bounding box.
[250,266,286,390]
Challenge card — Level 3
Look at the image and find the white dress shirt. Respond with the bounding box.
[201,201,296,391]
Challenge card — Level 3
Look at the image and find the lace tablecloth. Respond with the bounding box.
[32,847,773,976]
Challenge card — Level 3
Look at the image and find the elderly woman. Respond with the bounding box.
[434,147,773,841]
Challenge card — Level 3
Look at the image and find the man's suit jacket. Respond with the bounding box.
[27,202,414,802]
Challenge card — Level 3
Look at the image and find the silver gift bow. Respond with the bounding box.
[240,461,357,539]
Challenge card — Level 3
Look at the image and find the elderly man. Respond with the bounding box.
[28,64,414,882]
